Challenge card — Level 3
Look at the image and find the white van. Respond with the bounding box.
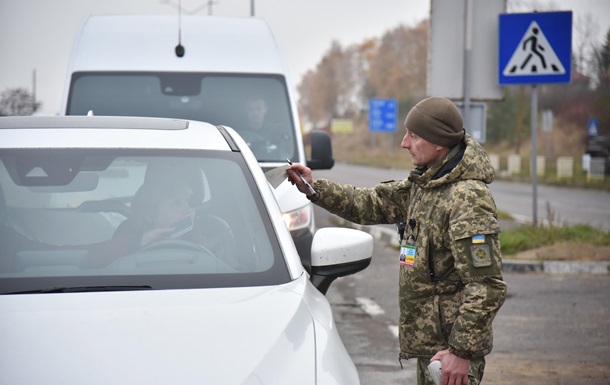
[60,15,334,269]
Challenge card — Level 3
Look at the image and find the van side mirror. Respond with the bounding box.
[307,130,334,170]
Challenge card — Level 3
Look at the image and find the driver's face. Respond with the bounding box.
[153,185,193,227]
[246,99,268,129]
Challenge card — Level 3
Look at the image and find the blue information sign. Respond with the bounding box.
[369,98,398,132]
[588,118,599,137]
[499,11,572,85]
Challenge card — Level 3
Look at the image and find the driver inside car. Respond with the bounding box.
[244,97,268,132]
[113,178,195,250]
[238,96,294,160]
[113,167,243,271]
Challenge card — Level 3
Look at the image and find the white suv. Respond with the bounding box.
[0,116,372,385]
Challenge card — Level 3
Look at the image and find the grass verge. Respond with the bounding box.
[500,224,610,256]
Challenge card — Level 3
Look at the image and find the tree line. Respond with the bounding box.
[297,16,610,154]
[0,88,41,117]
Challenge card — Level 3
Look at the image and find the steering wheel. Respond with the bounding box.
[140,239,214,254]
[197,214,249,271]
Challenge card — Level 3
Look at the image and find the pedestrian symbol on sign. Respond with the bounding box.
[503,21,565,76]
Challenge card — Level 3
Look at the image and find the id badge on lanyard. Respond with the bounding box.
[397,219,418,266]
[399,239,416,266]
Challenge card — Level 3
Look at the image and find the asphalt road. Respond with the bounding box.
[315,162,610,231]
[309,162,610,384]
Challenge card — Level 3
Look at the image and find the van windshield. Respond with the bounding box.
[67,73,297,163]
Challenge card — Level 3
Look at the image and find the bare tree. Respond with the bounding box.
[574,13,601,83]
[297,21,428,129]
[366,21,428,100]
[590,29,610,88]
[297,41,368,129]
[0,88,41,116]
[297,41,343,128]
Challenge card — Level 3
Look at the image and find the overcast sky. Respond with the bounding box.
[1,0,609,115]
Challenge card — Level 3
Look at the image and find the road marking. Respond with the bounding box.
[355,297,385,316]
[388,325,399,339]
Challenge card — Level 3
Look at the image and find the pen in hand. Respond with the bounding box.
[287,159,316,195]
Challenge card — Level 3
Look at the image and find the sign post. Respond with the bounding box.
[499,11,572,226]
[428,0,506,138]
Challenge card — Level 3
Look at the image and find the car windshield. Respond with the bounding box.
[0,149,289,294]
[67,73,298,163]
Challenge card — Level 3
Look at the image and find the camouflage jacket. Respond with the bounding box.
[311,134,507,360]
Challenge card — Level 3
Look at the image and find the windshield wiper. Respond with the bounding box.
[6,285,153,294]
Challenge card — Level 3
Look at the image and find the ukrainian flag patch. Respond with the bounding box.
[471,235,485,244]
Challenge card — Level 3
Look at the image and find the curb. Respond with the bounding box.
[330,216,610,275]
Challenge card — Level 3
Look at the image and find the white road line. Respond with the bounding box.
[388,325,399,339]
[354,297,400,339]
[355,297,385,316]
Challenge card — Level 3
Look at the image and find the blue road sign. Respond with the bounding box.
[369,98,398,132]
[499,11,572,85]
[588,118,599,137]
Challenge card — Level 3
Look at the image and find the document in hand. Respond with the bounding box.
[264,164,290,189]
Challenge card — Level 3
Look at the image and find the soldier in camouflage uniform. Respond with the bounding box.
[288,96,507,385]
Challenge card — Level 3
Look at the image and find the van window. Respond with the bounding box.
[67,73,297,163]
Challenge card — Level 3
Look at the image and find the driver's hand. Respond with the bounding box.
[140,227,174,246]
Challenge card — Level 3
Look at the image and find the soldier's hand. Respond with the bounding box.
[430,350,469,385]
[286,164,314,196]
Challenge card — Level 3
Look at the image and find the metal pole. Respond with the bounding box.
[251,0,255,16]
[531,85,538,227]
[462,0,473,133]
[32,68,36,106]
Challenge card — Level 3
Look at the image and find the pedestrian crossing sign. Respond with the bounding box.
[499,11,572,85]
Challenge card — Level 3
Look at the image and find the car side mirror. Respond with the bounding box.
[309,227,373,294]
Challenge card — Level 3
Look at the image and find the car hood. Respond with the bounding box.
[0,276,318,385]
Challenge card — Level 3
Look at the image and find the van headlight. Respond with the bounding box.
[282,204,312,231]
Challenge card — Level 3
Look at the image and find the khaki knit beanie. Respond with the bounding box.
[404,97,464,147]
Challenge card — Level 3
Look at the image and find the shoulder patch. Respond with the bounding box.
[471,244,492,267]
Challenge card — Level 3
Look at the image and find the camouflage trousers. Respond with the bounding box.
[416,356,485,385]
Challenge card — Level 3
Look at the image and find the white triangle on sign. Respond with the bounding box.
[503,21,565,76]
